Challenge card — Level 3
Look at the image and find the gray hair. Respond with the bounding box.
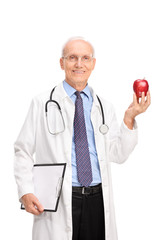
[61,36,95,57]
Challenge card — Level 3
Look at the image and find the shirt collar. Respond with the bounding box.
[63,80,92,100]
[63,80,75,98]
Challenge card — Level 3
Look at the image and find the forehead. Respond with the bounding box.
[64,40,93,56]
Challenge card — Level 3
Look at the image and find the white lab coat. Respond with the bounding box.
[14,81,138,240]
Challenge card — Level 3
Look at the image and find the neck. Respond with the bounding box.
[65,79,88,91]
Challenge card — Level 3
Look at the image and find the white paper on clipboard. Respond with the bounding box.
[21,163,66,212]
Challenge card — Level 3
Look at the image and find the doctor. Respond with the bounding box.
[14,37,150,240]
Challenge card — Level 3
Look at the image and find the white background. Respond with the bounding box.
[0,0,160,239]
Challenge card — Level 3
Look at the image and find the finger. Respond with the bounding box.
[133,93,138,104]
[146,90,151,105]
[33,199,44,213]
[142,91,151,112]
[25,202,41,215]
[27,202,43,215]
[30,205,42,215]
[143,91,151,110]
[141,92,145,105]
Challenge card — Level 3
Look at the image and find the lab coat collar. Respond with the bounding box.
[52,81,68,100]
[89,85,101,108]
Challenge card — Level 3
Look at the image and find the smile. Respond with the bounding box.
[72,70,85,74]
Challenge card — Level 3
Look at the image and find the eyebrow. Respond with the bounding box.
[64,53,93,57]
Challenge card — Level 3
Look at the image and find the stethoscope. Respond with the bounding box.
[45,87,109,135]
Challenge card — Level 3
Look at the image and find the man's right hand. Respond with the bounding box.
[21,193,44,215]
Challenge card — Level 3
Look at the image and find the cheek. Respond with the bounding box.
[86,64,94,72]
[85,68,93,75]
[65,69,73,77]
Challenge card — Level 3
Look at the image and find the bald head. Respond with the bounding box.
[62,37,95,57]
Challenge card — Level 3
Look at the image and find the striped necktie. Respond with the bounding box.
[74,91,93,187]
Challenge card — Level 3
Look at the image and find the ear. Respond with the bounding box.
[60,58,64,70]
[92,58,96,70]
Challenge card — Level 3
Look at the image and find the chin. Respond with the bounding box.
[73,78,88,84]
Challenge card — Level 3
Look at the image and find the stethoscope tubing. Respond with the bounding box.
[45,86,109,135]
[96,95,105,125]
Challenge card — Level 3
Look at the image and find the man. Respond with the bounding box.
[14,37,150,240]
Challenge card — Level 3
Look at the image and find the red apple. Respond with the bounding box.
[133,79,149,98]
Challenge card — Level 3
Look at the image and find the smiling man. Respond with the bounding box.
[14,37,150,240]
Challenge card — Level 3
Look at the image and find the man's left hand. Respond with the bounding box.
[124,91,151,130]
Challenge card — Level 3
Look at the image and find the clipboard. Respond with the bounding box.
[21,163,66,212]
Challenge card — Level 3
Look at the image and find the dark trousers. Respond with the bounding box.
[72,185,105,240]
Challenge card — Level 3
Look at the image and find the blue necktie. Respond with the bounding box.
[74,91,93,187]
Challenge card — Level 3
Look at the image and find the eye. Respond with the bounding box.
[82,55,91,61]
[69,55,76,61]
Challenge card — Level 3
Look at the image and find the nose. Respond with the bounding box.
[75,57,83,68]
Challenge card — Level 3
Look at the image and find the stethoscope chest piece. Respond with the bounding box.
[99,124,109,135]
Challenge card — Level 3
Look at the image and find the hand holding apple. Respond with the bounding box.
[123,79,151,130]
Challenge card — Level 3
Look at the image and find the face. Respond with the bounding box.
[60,40,96,89]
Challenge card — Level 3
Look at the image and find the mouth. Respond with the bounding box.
[72,70,85,74]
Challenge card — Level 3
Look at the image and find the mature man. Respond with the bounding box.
[14,37,150,240]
